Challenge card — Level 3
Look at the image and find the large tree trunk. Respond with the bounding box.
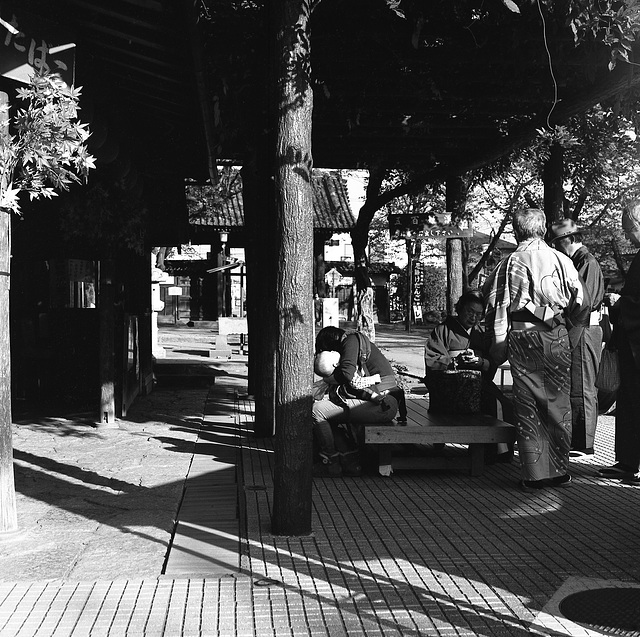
[271,0,314,536]
[445,176,468,313]
[0,91,18,534]
[351,165,385,342]
[544,142,565,224]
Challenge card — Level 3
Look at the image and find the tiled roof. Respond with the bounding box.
[186,170,356,232]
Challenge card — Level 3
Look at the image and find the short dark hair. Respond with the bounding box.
[513,208,546,241]
[455,289,485,315]
[556,232,584,247]
[315,326,345,353]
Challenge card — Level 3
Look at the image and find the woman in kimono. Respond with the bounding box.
[423,289,513,462]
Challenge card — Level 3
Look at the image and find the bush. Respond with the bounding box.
[422,265,447,314]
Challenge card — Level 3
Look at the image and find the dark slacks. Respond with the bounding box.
[570,325,603,450]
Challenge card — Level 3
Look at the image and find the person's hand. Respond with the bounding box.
[458,349,478,364]
[604,292,621,307]
[457,350,485,370]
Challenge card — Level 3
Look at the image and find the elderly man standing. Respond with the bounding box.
[482,208,590,492]
[548,219,605,457]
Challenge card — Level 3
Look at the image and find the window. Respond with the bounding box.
[49,259,97,309]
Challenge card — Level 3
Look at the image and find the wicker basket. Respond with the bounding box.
[427,369,482,414]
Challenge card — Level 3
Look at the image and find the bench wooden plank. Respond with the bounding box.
[365,423,516,445]
[363,399,517,476]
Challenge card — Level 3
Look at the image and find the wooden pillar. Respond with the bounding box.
[405,238,413,332]
[216,248,225,319]
[0,91,18,535]
[242,152,276,435]
[99,259,116,426]
[136,254,153,395]
[313,235,326,297]
[189,275,203,321]
[544,142,564,224]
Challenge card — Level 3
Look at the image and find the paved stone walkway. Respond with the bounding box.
[0,324,639,636]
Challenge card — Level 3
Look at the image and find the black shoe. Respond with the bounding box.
[598,463,635,478]
[550,474,572,487]
[569,448,594,458]
[495,452,514,464]
[519,479,548,492]
[313,453,342,478]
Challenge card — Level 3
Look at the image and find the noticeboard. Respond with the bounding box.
[388,212,473,239]
[0,11,75,87]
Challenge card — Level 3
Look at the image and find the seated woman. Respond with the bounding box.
[423,289,514,463]
[312,326,406,477]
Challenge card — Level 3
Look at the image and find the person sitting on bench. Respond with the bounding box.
[315,350,391,408]
[312,327,406,478]
[423,289,514,464]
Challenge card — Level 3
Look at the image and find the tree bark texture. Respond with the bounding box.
[445,176,468,314]
[271,0,314,536]
[0,91,18,533]
[446,239,463,315]
[544,142,565,224]
[242,152,277,436]
[351,166,384,342]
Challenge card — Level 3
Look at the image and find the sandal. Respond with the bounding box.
[519,479,548,492]
[550,474,572,487]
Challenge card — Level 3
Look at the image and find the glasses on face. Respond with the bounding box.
[462,308,483,319]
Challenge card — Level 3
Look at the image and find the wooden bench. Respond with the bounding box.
[364,398,516,477]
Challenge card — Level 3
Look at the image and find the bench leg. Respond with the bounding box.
[378,446,393,477]
[469,444,485,476]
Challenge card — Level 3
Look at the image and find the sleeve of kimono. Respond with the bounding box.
[482,261,510,365]
[579,255,605,311]
[564,271,591,331]
[424,324,454,372]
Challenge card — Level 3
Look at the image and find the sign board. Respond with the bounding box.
[388,212,473,240]
[0,11,75,87]
[219,317,248,336]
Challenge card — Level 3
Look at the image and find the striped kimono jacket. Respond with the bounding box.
[482,238,590,481]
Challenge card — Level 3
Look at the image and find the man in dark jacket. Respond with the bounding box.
[549,218,605,457]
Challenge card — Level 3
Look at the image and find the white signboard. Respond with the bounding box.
[322,297,339,328]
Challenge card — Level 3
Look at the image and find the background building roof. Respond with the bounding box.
[186,170,356,234]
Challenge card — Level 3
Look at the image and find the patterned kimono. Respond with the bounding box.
[482,239,589,481]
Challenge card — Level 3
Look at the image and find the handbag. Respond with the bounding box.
[595,345,620,393]
[427,369,482,414]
